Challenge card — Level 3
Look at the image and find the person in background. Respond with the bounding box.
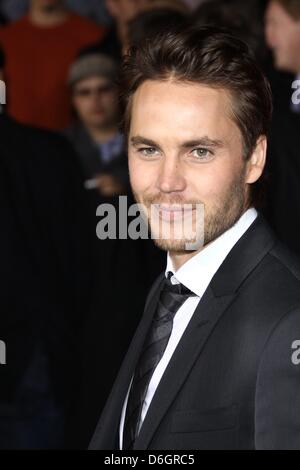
[0,41,164,450]
[0,46,96,449]
[0,49,4,77]
[65,0,112,24]
[127,2,188,48]
[64,49,165,452]
[104,0,149,54]
[0,0,106,130]
[265,0,300,112]
[0,0,28,21]
[192,0,266,64]
[0,0,112,24]
[64,53,128,197]
[262,0,300,257]
[0,13,7,25]
[80,0,148,61]
[183,0,207,8]
[0,0,28,20]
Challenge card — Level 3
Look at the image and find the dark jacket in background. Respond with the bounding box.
[0,113,165,449]
[262,59,300,257]
[74,185,165,448]
[0,114,94,448]
[63,121,129,188]
[79,24,122,62]
[264,109,300,257]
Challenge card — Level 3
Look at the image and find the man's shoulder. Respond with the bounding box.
[242,236,300,327]
[268,240,300,286]
[0,115,82,184]
[240,219,300,308]
[216,214,300,295]
[0,115,71,151]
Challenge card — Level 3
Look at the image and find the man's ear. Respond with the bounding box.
[245,136,267,184]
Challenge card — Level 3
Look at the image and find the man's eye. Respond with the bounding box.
[192,148,213,159]
[138,147,158,156]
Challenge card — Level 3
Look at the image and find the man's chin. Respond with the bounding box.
[147,212,204,252]
[152,236,203,253]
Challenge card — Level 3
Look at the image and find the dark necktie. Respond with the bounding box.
[122,273,196,450]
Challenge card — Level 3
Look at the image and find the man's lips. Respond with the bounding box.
[151,204,195,221]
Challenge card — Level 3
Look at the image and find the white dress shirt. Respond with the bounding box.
[119,207,258,449]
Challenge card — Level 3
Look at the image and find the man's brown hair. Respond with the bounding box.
[120,26,273,207]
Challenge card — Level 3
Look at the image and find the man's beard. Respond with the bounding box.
[133,171,248,254]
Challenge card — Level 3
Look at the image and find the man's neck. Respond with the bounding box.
[29,5,69,27]
[169,207,254,272]
[169,246,204,272]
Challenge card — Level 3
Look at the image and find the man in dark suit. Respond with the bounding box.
[262,0,300,257]
[0,110,95,448]
[0,43,164,449]
[89,26,300,450]
[64,52,129,196]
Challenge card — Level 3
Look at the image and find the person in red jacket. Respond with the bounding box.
[0,0,106,130]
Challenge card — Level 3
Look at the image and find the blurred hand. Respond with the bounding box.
[95,173,126,196]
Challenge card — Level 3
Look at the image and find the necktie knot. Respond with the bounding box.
[165,272,194,295]
[156,274,195,322]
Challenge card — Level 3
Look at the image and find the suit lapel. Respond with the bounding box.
[134,286,236,449]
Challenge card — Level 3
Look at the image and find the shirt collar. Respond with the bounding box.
[165,207,258,297]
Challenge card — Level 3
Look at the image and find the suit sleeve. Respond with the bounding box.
[255,307,300,449]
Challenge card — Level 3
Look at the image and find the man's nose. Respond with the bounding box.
[156,157,186,193]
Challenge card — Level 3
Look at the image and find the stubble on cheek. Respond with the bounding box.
[131,165,248,252]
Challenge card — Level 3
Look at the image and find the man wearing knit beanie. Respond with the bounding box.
[64,53,128,197]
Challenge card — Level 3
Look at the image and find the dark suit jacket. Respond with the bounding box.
[0,114,164,448]
[264,109,300,257]
[89,214,300,450]
[0,114,94,447]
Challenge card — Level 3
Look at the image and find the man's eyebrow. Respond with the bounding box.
[181,137,224,149]
[130,136,224,149]
[130,136,160,148]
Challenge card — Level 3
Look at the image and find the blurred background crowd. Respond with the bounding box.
[0,0,299,449]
